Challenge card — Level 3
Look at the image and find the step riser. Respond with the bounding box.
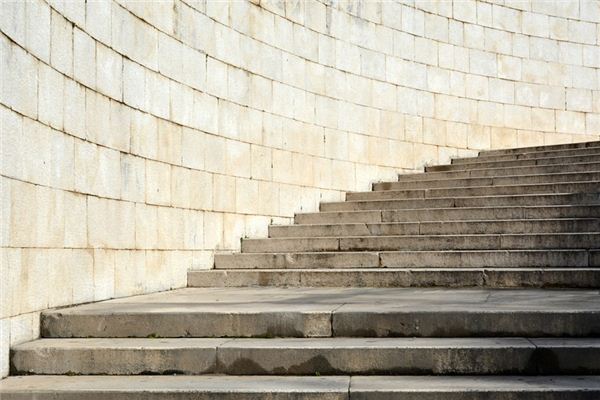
[348,182,600,201]
[188,269,600,289]
[397,162,600,182]
[12,341,599,376]
[295,206,600,224]
[320,193,600,212]
[479,140,600,156]
[374,172,600,191]
[270,220,600,237]
[215,250,598,269]
[40,311,600,339]
[454,147,600,163]
[241,234,600,253]
[426,154,600,172]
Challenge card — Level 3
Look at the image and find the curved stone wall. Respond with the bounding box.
[1,0,600,376]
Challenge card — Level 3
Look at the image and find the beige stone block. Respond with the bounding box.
[464,23,484,50]
[120,153,145,202]
[8,181,35,248]
[145,160,171,206]
[445,122,468,148]
[189,170,213,210]
[157,119,182,165]
[522,12,549,37]
[415,37,438,66]
[86,0,111,44]
[413,143,438,168]
[406,116,425,142]
[76,141,120,198]
[85,89,110,143]
[0,318,8,377]
[204,134,227,174]
[130,110,158,159]
[0,178,9,247]
[9,312,37,346]
[272,149,293,183]
[488,78,514,104]
[531,108,555,132]
[380,111,404,140]
[484,28,512,55]
[491,127,518,149]
[203,211,224,249]
[63,191,87,248]
[492,4,521,32]
[530,37,558,63]
[63,79,86,139]
[425,12,448,42]
[539,86,565,109]
[250,145,272,180]
[107,101,130,152]
[401,4,424,36]
[549,16,568,40]
[114,250,145,297]
[245,215,269,239]
[498,55,521,80]
[133,202,157,250]
[466,125,491,150]
[544,132,573,145]
[25,0,51,62]
[213,174,236,212]
[236,178,259,215]
[181,128,205,170]
[122,59,145,109]
[330,160,355,191]
[469,49,496,77]
[566,88,593,112]
[88,197,135,248]
[466,74,488,100]
[93,249,115,301]
[569,20,596,44]
[517,130,544,147]
[454,0,477,23]
[515,83,540,107]
[21,118,50,186]
[423,118,446,146]
[50,10,73,76]
[145,71,170,119]
[0,249,15,317]
[556,110,586,134]
[1,38,38,118]
[184,210,204,250]
[171,166,191,209]
[583,45,600,68]
[258,180,279,215]
[96,43,123,99]
[49,129,75,190]
[157,207,185,249]
[158,32,183,81]
[503,104,532,130]
[226,140,251,178]
[190,250,213,271]
[428,66,451,94]
[586,114,600,134]
[73,28,96,89]
[1,107,23,180]
[18,249,49,313]
[35,186,65,247]
[0,0,25,44]
[559,42,583,65]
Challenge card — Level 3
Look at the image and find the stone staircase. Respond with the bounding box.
[2,141,600,398]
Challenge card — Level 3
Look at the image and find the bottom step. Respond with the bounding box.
[188,268,600,288]
[1,375,599,399]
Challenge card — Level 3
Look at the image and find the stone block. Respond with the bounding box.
[38,63,64,130]
[0,317,8,378]
[490,127,518,149]
[566,88,593,112]
[64,192,87,248]
[120,153,146,202]
[50,10,73,76]
[130,110,158,159]
[73,28,96,89]
[225,140,251,178]
[86,0,111,44]
[63,79,86,139]
[157,207,185,249]
[556,110,586,134]
[93,249,115,301]
[96,43,123,99]
[145,160,171,206]
[1,107,23,180]
[223,213,245,250]
[85,89,110,143]
[87,197,135,248]
[0,0,25,45]
[123,59,145,109]
[135,203,158,249]
[157,120,182,165]
[492,4,521,33]
[108,100,131,152]
[74,140,121,198]
[213,174,236,212]
[203,211,224,249]
[184,210,204,250]
[21,118,50,186]
[1,38,38,118]
[114,250,145,297]
[25,0,51,62]
[48,129,74,190]
[189,170,213,210]
[171,166,191,209]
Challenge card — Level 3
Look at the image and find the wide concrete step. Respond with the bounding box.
[270,219,600,238]
[189,268,600,289]
[347,181,600,201]
[454,145,600,164]
[425,153,600,172]
[479,140,600,156]
[295,205,600,224]
[3,375,600,400]
[374,171,600,191]
[320,193,600,212]
[396,161,600,183]
[215,249,599,269]
[11,337,600,375]
[240,233,600,253]
[0,375,350,399]
[39,287,600,338]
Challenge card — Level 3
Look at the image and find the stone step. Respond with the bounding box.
[374,171,600,191]
[479,140,600,156]
[0,375,350,399]
[454,146,600,164]
[11,337,600,375]
[240,233,600,253]
[3,375,600,400]
[295,205,600,224]
[350,375,600,399]
[39,287,600,338]
[188,268,600,289]
[215,249,599,269]
[425,153,600,172]
[320,193,600,212]
[270,219,600,237]
[396,161,600,184]
[347,181,600,201]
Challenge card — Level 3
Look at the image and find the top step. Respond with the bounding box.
[454,146,600,164]
[478,140,600,157]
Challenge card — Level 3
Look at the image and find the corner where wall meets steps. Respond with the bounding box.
[2,141,600,399]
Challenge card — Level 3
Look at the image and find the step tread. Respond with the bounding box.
[457,146,600,162]
[478,140,600,155]
[3,375,600,396]
[427,153,600,171]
